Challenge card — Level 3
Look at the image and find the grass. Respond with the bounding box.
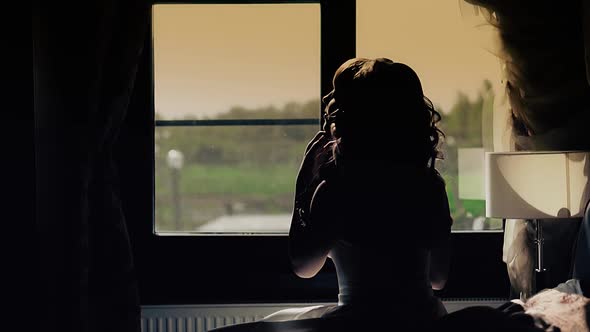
[179,163,298,195]
[155,163,498,231]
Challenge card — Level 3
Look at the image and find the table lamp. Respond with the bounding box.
[485,151,590,272]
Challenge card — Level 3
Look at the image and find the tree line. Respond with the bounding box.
[155,80,495,230]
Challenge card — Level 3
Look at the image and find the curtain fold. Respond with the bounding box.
[34,1,149,331]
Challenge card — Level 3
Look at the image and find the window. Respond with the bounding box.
[155,1,505,234]
[121,0,509,305]
[153,4,321,233]
[357,0,503,230]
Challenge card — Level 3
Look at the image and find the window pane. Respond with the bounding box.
[153,4,321,234]
[153,4,321,120]
[155,125,318,233]
[357,1,503,230]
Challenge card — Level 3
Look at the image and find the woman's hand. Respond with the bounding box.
[295,131,332,192]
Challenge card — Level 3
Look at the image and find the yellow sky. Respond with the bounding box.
[154,2,501,119]
[357,0,502,113]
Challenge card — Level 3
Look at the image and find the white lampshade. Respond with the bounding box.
[485,151,590,219]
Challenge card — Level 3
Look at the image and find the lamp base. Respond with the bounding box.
[532,219,548,295]
[533,219,546,273]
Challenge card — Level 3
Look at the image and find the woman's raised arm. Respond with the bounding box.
[289,180,335,278]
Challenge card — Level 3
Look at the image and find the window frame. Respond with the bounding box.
[118,0,509,306]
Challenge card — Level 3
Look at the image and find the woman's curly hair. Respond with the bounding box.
[324,57,444,167]
[422,95,444,164]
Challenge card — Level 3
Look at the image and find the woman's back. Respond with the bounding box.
[317,161,451,248]
[214,57,453,331]
[314,161,452,325]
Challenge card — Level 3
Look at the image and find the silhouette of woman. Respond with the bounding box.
[214,57,453,331]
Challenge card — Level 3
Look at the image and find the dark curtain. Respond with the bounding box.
[465,0,590,297]
[33,1,149,331]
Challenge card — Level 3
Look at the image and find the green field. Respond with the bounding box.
[154,83,497,232]
[180,164,297,195]
[155,162,500,232]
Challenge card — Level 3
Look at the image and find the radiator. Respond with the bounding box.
[141,300,507,332]
[141,303,322,332]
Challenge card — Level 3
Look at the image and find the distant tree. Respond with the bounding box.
[156,99,321,166]
[156,85,496,230]
[438,80,494,229]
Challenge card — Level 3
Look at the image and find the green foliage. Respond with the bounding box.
[437,79,495,230]
[155,101,320,230]
[155,100,320,166]
[156,81,501,231]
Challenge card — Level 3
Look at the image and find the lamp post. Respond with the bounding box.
[167,149,184,231]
